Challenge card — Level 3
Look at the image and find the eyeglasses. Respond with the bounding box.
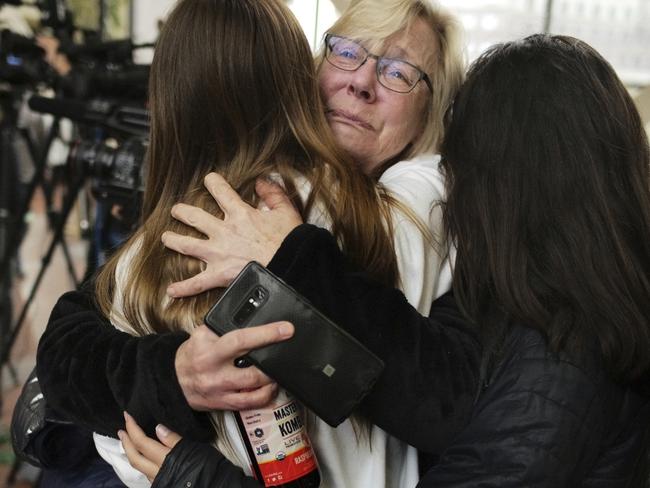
[324,34,433,94]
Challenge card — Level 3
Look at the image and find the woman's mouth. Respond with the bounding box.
[326,109,374,130]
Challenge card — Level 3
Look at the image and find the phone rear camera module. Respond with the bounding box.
[233,286,268,325]
[253,286,268,303]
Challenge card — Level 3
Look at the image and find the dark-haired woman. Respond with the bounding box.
[124,33,650,486]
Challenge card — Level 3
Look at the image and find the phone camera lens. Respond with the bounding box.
[254,287,267,302]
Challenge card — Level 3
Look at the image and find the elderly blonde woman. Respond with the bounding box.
[36,0,473,487]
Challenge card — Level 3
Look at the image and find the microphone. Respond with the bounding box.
[28,96,150,136]
[89,64,149,95]
[28,95,112,123]
[60,39,134,62]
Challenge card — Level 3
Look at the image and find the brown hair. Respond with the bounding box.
[95,0,398,338]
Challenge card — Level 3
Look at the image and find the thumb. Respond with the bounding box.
[155,424,182,449]
[256,178,294,211]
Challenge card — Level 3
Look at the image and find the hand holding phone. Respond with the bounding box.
[175,323,292,411]
[204,261,385,427]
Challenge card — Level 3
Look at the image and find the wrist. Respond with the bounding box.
[174,340,199,410]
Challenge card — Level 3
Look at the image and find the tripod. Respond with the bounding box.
[2,153,87,484]
[0,93,19,367]
[0,89,82,383]
[0,168,86,373]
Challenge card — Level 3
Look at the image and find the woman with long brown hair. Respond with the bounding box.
[82,0,460,487]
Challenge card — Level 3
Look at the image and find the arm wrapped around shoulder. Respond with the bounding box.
[36,288,213,441]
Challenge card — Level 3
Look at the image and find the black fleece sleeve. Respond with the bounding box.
[36,287,213,441]
[267,224,481,454]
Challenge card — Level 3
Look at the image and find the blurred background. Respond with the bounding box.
[0,0,648,485]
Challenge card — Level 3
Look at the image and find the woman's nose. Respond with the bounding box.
[346,58,377,102]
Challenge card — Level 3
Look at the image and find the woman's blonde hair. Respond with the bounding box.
[319,0,466,156]
[95,0,398,335]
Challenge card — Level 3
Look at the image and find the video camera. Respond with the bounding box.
[1,35,152,99]
[62,60,150,101]
[0,29,50,85]
[68,136,148,205]
[0,0,73,85]
[28,94,149,208]
[0,0,150,96]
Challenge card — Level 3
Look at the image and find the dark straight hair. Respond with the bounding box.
[441,34,650,386]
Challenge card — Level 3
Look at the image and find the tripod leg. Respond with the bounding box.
[31,126,80,287]
[45,205,80,288]
[59,236,80,288]
[0,273,11,369]
[0,173,86,375]
[0,118,60,302]
[0,123,19,379]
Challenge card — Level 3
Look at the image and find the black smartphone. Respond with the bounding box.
[204,261,385,427]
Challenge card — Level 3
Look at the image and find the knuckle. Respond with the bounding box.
[220,375,240,392]
[190,279,205,294]
[240,368,258,386]
[193,374,209,394]
[226,202,247,218]
[176,239,189,254]
[185,212,198,226]
[252,387,274,405]
[227,329,248,351]
[231,392,265,411]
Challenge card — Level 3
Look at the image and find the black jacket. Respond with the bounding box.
[424,324,650,487]
[152,225,650,487]
[37,224,649,486]
[153,324,650,487]
[35,223,480,454]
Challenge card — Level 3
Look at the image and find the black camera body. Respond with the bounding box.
[28,93,150,206]
[68,136,148,205]
[0,30,50,85]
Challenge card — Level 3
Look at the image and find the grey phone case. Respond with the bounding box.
[204,261,385,427]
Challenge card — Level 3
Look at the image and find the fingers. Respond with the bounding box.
[216,358,275,391]
[161,231,212,261]
[219,382,279,411]
[255,179,302,226]
[170,204,223,237]
[166,264,243,298]
[120,412,170,481]
[255,178,293,211]
[220,321,294,357]
[166,273,214,298]
[175,325,289,411]
[155,424,182,449]
[124,412,170,466]
[120,430,158,481]
[186,376,278,411]
[204,172,251,217]
[255,178,302,234]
